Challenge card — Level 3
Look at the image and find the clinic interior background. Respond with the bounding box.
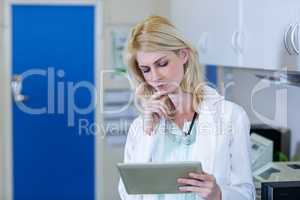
[1,0,300,200]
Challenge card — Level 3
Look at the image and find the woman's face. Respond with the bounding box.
[136,50,188,93]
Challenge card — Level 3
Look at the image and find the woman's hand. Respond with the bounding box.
[139,91,174,135]
[177,172,222,200]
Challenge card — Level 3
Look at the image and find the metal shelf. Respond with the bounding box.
[255,70,300,87]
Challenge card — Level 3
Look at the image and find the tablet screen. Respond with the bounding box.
[117,161,202,194]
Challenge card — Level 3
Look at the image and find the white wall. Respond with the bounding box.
[221,67,300,160]
[100,0,170,199]
[0,0,6,198]
[0,1,12,200]
[0,0,4,198]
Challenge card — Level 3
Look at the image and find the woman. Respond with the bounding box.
[119,16,255,200]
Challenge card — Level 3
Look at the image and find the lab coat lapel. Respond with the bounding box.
[196,86,224,174]
[136,133,156,162]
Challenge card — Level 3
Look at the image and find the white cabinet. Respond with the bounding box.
[243,0,300,70]
[171,0,242,67]
[171,0,300,70]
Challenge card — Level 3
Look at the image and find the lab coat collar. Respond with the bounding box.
[196,85,224,114]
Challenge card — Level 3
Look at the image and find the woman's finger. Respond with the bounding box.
[177,178,214,189]
[151,101,170,115]
[188,172,215,182]
[145,107,165,119]
[152,107,166,118]
[147,102,169,117]
[177,178,205,187]
[178,186,210,194]
[150,91,169,100]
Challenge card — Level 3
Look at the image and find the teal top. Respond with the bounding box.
[150,118,199,200]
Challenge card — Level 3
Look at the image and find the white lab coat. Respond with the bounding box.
[119,86,255,200]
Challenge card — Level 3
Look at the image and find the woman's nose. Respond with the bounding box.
[151,68,162,81]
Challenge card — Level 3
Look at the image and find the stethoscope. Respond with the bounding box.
[166,112,198,146]
[184,112,198,136]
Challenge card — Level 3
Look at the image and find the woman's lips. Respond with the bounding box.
[156,83,167,90]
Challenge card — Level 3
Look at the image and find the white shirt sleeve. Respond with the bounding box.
[220,105,256,200]
[118,117,143,200]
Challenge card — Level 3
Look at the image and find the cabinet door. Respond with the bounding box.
[171,0,241,67]
[243,0,300,70]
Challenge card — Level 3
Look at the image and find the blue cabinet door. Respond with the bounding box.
[12,5,95,200]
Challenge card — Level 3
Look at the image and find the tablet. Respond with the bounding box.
[117,161,202,194]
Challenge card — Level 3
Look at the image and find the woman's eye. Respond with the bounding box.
[158,61,168,67]
[141,67,150,73]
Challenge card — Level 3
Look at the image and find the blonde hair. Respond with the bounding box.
[126,15,205,110]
